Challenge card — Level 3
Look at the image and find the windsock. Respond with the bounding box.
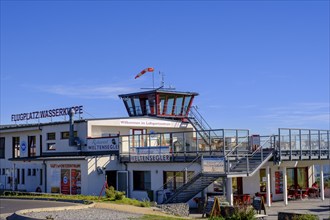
[134,67,154,79]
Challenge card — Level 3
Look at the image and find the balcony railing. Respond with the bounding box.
[277,128,330,160]
[119,129,249,162]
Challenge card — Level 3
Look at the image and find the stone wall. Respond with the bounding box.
[157,203,189,217]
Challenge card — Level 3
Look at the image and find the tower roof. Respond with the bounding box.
[118,88,198,119]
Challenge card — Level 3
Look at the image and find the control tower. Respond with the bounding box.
[119,88,199,121]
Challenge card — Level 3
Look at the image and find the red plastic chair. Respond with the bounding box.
[287,189,300,200]
[301,188,309,199]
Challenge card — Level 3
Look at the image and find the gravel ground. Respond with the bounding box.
[23,207,143,220]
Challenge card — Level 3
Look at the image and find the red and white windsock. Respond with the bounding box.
[134,67,154,79]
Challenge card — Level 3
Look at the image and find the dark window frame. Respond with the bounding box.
[12,137,20,158]
[21,169,25,185]
[47,143,56,151]
[28,136,37,157]
[287,167,308,189]
[47,132,56,140]
[40,169,43,185]
[0,137,5,158]
[163,171,194,190]
[133,171,151,191]
[17,169,20,184]
[61,131,77,139]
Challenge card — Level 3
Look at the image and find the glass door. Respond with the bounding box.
[117,171,128,196]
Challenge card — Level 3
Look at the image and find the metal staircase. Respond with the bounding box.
[187,106,214,145]
[159,108,276,204]
[163,172,222,204]
[228,148,274,177]
[227,136,275,177]
[162,136,275,204]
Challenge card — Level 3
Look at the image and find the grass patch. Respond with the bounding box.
[2,191,150,207]
[111,197,150,207]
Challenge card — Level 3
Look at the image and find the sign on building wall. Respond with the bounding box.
[275,171,283,194]
[20,140,27,157]
[50,167,61,193]
[61,169,70,194]
[11,105,83,122]
[86,137,119,152]
[119,119,179,128]
[202,158,225,173]
[130,146,171,162]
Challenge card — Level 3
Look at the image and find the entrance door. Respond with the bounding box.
[106,171,117,190]
[117,171,128,196]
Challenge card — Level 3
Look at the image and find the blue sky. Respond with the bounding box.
[1,0,329,135]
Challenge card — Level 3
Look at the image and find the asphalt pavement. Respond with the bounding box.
[0,198,80,219]
[1,197,329,220]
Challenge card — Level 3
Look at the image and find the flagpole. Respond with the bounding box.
[152,71,154,88]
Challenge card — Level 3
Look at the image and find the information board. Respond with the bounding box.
[252,196,266,214]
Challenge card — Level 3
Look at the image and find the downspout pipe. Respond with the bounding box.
[43,160,47,193]
[69,108,75,146]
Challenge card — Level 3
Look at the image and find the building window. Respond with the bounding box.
[297,167,308,189]
[32,169,36,176]
[47,143,56,150]
[47,132,56,140]
[131,129,146,147]
[0,137,5,158]
[40,169,43,185]
[17,169,20,184]
[2,168,5,175]
[61,131,77,139]
[28,136,36,157]
[133,171,151,190]
[163,171,194,190]
[12,137,20,158]
[259,169,271,192]
[287,167,308,189]
[22,169,25,185]
[40,135,43,156]
[28,169,31,176]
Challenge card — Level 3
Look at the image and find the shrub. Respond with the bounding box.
[105,186,116,200]
[115,191,125,200]
[105,186,125,201]
[209,205,256,220]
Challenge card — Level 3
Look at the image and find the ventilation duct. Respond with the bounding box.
[69,108,75,146]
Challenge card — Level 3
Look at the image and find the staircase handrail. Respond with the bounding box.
[229,135,275,175]
[187,106,221,146]
[246,135,274,157]
[225,136,249,157]
[162,171,205,204]
[188,106,213,131]
[155,154,202,196]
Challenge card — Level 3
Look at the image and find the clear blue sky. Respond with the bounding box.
[1,0,329,135]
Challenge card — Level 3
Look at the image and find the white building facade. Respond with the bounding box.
[1,89,329,208]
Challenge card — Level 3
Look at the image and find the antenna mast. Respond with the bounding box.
[160,71,165,88]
